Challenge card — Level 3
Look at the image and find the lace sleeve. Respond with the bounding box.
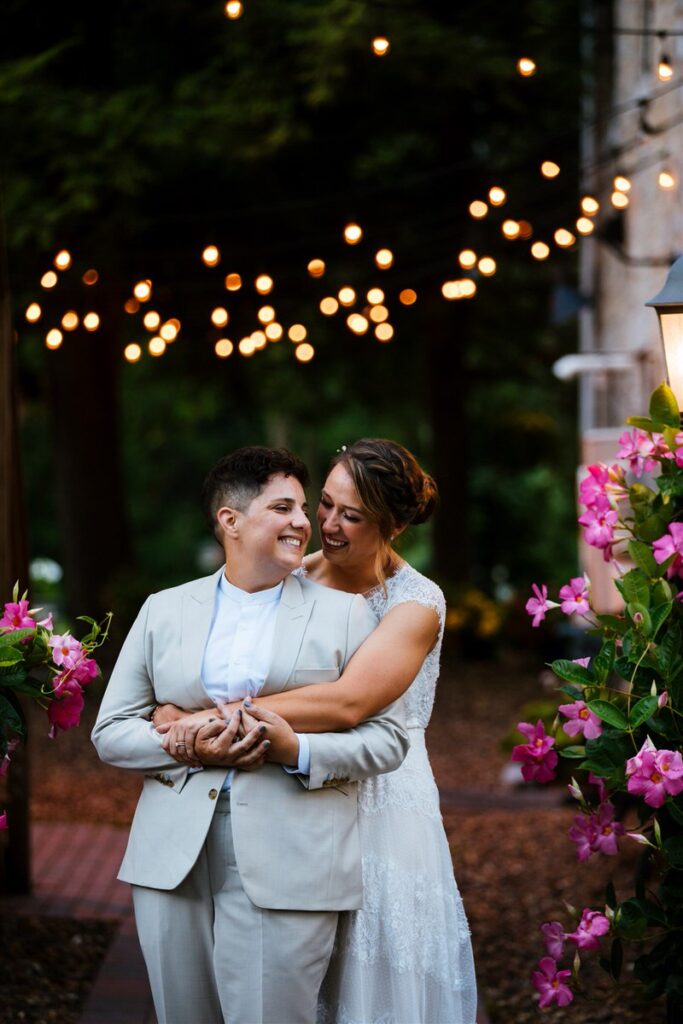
[386,569,446,633]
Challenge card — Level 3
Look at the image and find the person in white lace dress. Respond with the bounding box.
[154,439,478,1023]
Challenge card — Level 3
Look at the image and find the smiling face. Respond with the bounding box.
[218,472,311,590]
[317,462,383,571]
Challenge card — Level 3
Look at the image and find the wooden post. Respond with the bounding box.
[0,201,31,895]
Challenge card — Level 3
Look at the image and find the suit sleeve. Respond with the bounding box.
[90,597,192,789]
[300,594,410,791]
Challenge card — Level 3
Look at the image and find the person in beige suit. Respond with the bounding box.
[91,446,409,1024]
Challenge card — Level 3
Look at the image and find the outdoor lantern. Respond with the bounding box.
[646,254,683,409]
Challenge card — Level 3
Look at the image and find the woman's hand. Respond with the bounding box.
[194,711,270,770]
[158,708,222,765]
[240,700,300,766]
[151,703,186,728]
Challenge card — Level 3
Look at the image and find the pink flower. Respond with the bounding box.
[626,738,683,808]
[558,576,591,616]
[567,908,610,951]
[579,464,610,508]
[38,612,54,631]
[573,657,591,668]
[617,428,658,477]
[532,957,573,1009]
[673,432,683,467]
[568,801,624,861]
[525,583,557,627]
[0,599,36,632]
[658,691,668,709]
[558,699,603,740]
[578,500,618,551]
[652,523,683,578]
[510,720,558,784]
[48,634,84,670]
[47,681,84,736]
[541,921,565,960]
[0,810,7,830]
[72,655,99,685]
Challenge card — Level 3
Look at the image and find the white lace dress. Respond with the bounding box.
[317,564,477,1024]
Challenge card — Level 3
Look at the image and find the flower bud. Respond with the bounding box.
[626,832,653,847]
[567,778,583,801]
[658,691,668,708]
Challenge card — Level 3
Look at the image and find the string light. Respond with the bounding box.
[124,343,142,363]
[488,187,506,206]
[251,330,267,350]
[458,249,477,268]
[576,217,595,235]
[375,323,394,342]
[375,248,393,268]
[83,312,100,332]
[658,54,673,81]
[611,190,629,209]
[148,337,166,357]
[255,274,273,294]
[124,298,140,314]
[659,169,676,190]
[25,303,41,323]
[215,338,234,358]
[239,337,255,357]
[554,228,576,248]
[469,200,488,219]
[367,287,385,304]
[307,259,326,278]
[295,343,315,363]
[343,223,363,245]
[160,321,178,341]
[477,257,496,276]
[225,273,242,291]
[502,220,520,239]
[41,271,58,289]
[581,196,600,215]
[338,286,356,307]
[517,57,536,77]
[225,1,243,19]
[258,305,276,324]
[614,174,631,193]
[61,311,79,331]
[320,297,339,315]
[211,307,229,327]
[372,37,390,57]
[202,245,221,267]
[143,311,161,331]
[347,314,369,335]
[82,269,99,285]
[265,322,283,341]
[54,250,72,271]
[399,289,417,305]
[541,161,560,178]
[288,324,307,342]
[369,305,388,323]
[46,329,63,349]
[133,280,152,302]
[167,318,181,332]
[531,241,550,260]
[518,220,533,239]
[442,279,478,299]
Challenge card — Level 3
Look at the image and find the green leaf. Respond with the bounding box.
[622,569,651,608]
[657,628,682,675]
[593,639,616,682]
[650,383,681,428]
[663,837,683,867]
[649,602,673,638]
[558,683,584,700]
[651,579,673,604]
[657,474,683,499]
[637,512,673,544]
[550,659,593,686]
[596,613,628,635]
[627,415,658,431]
[615,898,648,940]
[627,602,652,635]
[628,540,659,577]
[587,699,629,730]
[560,745,586,759]
[0,627,34,647]
[0,648,24,667]
[630,695,659,728]
[0,693,25,736]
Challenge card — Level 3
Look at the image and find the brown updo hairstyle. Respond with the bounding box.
[329,439,438,584]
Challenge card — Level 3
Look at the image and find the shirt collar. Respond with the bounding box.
[219,570,284,606]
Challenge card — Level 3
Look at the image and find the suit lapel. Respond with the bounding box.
[260,573,314,696]
[180,566,224,707]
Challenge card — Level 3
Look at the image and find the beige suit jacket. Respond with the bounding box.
[92,569,409,910]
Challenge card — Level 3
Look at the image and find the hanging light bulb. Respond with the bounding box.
[517,57,536,77]
[25,303,42,323]
[265,322,283,341]
[518,220,533,239]
[576,217,595,235]
[338,286,356,307]
[225,273,242,291]
[611,191,629,209]
[239,337,255,357]
[659,169,676,190]
[215,339,234,358]
[295,343,315,363]
[502,220,520,239]
[211,307,229,327]
[124,298,140,314]
[399,289,417,305]
[41,271,58,289]
[658,54,673,81]
[225,1,243,19]
[255,274,273,294]
[478,257,497,276]
[531,241,550,260]
[375,323,394,342]
[367,287,385,304]
[45,329,63,349]
[82,269,99,286]
[343,223,363,245]
[83,312,100,332]
[369,305,389,323]
[133,280,152,302]
[458,249,477,269]
[251,330,267,350]
[613,174,631,193]
[488,187,506,206]
[258,305,276,324]
[541,161,560,179]
[124,343,142,363]
[469,200,488,219]
[320,297,339,316]
[580,196,600,216]
[143,311,161,331]
[372,37,390,57]
[347,314,369,335]
[54,250,72,271]
[202,245,221,267]
[375,248,393,268]
[307,259,326,278]
[61,311,79,332]
[160,321,178,342]
[554,228,576,248]
[288,324,307,343]
[148,337,166,357]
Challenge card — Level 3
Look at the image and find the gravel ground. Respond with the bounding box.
[0,650,669,1022]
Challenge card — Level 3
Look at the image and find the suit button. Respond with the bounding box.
[208,788,218,800]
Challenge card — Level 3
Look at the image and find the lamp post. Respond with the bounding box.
[646,254,683,410]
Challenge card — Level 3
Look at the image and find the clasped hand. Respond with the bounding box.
[156,701,299,771]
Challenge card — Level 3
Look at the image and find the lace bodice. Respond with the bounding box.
[364,564,445,730]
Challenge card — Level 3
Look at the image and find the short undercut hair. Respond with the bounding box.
[202,446,309,538]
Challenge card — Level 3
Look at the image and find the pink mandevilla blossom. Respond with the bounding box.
[72,656,99,685]
[578,499,618,553]
[578,464,610,507]
[617,428,658,477]
[558,576,591,617]
[673,431,683,468]
[0,599,36,632]
[48,634,84,670]
[541,921,565,960]
[525,583,557,627]
[652,522,683,579]
[568,801,624,861]
[38,612,54,631]
[510,720,558,784]
[0,810,7,830]
[567,909,610,951]
[626,737,683,808]
[572,657,591,668]
[532,958,573,1009]
[47,680,84,737]
[558,699,603,740]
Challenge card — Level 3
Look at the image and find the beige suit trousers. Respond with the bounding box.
[132,796,338,1024]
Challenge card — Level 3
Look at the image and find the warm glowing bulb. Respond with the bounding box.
[502,220,520,239]
[375,248,393,268]
[257,305,276,324]
[255,274,273,294]
[580,196,600,216]
[659,170,676,190]
[611,191,629,209]
[82,269,99,286]
[239,337,255,357]
[41,271,58,289]
[160,321,178,341]
[225,1,243,19]
[307,259,326,278]
[54,250,72,271]
[202,245,220,267]
[488,187,506,206]
[320,297,339,316]
[215,338,234,358]
[442,279,477,299]
[531,241,550,260]
[265,322,283,341]
[658,55,673,81]
[375,323,394,342]
[458,249,477,268]
[344,223,363,245]
[124,343,142,363]
[469,200,488,219]
[133,280,152,302]
[338,287,356,307]
[225,273,242,291]
[45,328,63,349]
[295,343,315,362]
[518,220,533,239]
[576,217,594,235]
[460,280,477,297]
[251,330,267,350]
[372,36,390,56]
[517,57,536,77]
[614,175,631,193]
[347,314,369,335]
[478,257,497,276]
[288,324,307,343]
[369,305,388,323]
[124,298,140,314]
[143,311,161,331]
[211,307,229,327]
[541,161,560,179]
[367,288,385,304]
[399,289,417,305]
[554,228,576,247]
[61,311,79,331]
[25,303,41,323]
[148,337,166,357]
[83,312,100,332]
